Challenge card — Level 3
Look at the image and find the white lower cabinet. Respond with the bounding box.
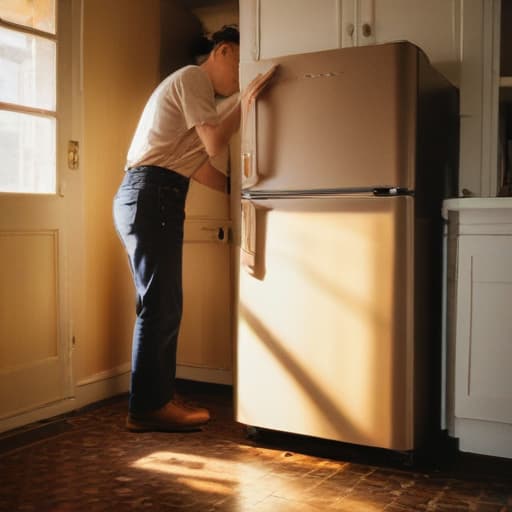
[444,199,512,458]
[176,178,234,385]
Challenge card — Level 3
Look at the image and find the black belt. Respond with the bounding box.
[126,165,189,187]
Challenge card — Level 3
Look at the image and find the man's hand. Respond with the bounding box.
[195,65,278,158]
[242,64,279,106]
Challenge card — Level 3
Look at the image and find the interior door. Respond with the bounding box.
[0,0,80,426]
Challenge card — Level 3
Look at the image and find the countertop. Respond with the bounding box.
[442,197,512,219]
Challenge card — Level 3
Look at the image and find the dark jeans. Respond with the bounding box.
[113,166,190,414]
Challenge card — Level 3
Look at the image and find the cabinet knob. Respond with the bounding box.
[361,23,372,37]
[346,23,354,37]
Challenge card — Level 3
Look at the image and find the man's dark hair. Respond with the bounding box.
[211,25,239,46]
[193,25,239,56]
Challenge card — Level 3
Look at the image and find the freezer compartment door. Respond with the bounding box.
[240,42,418,192]
[236,195,416,450]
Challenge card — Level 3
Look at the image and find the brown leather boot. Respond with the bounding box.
[126,399,210,432]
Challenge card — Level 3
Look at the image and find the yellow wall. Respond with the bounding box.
[78,0,161,380]
[191,0,238,33]
[76,0,236,384]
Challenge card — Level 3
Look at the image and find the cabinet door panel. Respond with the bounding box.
[455,235,512,424]
[373,0,461,86]
[179,241,232,371]
[259,0,340,59]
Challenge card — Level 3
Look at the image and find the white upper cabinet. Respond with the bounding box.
[369,0,460,87]
[259,0,340,59]
[242,0,340,61]
[241,0,460,86]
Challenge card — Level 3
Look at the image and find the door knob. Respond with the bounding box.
[361,23,372,37]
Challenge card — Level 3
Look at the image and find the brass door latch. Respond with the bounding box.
[68,140,79,170]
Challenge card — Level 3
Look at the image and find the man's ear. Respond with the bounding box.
[212,43,228,59]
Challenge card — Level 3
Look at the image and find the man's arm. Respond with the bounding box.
[195,65,278,157]
[195,102,241,157]
[191,159,228,194]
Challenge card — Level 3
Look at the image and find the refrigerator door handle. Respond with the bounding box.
[240,199,257,273]
[241,96,259,188]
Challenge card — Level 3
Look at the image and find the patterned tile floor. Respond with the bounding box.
[0,381,511,512]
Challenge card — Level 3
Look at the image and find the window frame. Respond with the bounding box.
[0,10,59,195]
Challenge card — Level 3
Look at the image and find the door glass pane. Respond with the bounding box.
[0,0,56,34]
[0,110,56,193]
[0,26,56,111]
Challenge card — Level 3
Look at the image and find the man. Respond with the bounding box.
[113,26,276,432]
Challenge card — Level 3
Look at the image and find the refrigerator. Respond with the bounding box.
[235,42,458,452]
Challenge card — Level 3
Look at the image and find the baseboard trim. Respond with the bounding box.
[75,363,131,387]
[74,365,130,408]
[0,398,77,434]
[455,418,512,459]
[0,364,232,434]
[176,365,232,385]
[0,365,131,435]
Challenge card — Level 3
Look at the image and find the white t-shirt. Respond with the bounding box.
[126,65,220,177]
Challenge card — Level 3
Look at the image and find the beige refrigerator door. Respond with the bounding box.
[236,195,417,450]
[240,42,419,192]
